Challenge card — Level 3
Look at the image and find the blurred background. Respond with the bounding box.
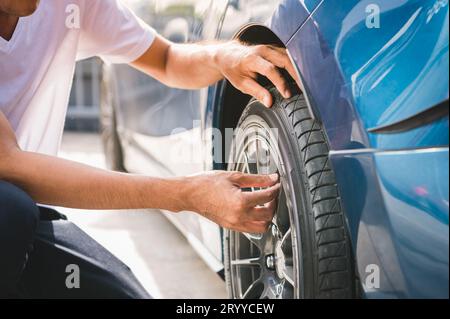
[66,58,102,132]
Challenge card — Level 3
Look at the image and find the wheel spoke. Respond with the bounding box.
[283,265,295,287]
[280,228,291,248]
[279,228,295,287]
[258,138,272,175]
[231,257,260,267]
[255,139,261,174]
[242,278,264,299]
[260,276,282,299]
[240,153,256,192]
[246,143,258,174]
[242,232,264,249]
[243,153,250,174]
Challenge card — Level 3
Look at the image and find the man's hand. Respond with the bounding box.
[214,41,299,107]
[184,171,280,233]
[132,36,298,108]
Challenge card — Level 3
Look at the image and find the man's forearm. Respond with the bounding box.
[132,36,224,89]
[1,148,190,211]
[164,42,225,89]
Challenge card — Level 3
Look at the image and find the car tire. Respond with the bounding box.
[223,86,357,299]
[100,68,125,172]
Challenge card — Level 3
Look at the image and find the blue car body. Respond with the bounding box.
[266,0,449,299]
[109,0,449,298]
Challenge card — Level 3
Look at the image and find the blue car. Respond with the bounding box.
[100,0,449,299]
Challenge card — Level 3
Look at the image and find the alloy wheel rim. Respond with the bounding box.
[228,115,299,299]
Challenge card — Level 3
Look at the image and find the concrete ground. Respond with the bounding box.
[58,132,227,299]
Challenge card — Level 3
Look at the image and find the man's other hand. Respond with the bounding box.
[215,41,299,108]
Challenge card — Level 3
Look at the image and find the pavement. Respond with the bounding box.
[58,132,227,299]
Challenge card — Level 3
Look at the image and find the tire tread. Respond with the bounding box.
[281,90,354,299]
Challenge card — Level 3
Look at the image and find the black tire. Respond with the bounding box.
[224,87,357,299]
[100,67,125,172]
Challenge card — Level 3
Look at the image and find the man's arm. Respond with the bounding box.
[0,112,279,233]
[131,36,298,107]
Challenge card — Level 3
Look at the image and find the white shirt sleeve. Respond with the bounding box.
[77,0,157,64]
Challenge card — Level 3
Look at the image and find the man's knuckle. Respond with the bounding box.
[263,64,274,74]
[244,89,254,97]
[224,222,234,230]
[278,80,288,90]
[229,171,242,180]
[241,86,253,96]
[266,189,276,200]
[254,176,264,183]
[217,171,228,179]
[232,77,242,85]
[262,213,271,222]
[254,45,265,53]
[234,196,246,211]
[244,52,255,61]
[240,198,249,211]
[228,206,242,223]
[228,215,240,226]
[261,175,270,183]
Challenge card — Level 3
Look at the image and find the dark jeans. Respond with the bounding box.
[0,181,151,299]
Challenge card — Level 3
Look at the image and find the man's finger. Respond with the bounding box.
[237,221,271,234]
[260,46,300,90]
[264,46,297,78]
[231,172,279,188]
[246,222,271,234]
[243,183,281,207]
[237,77,273,107]
[247,199,277,222]
[252,57,290,99]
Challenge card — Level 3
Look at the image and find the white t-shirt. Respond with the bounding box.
[0,0,156,155]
